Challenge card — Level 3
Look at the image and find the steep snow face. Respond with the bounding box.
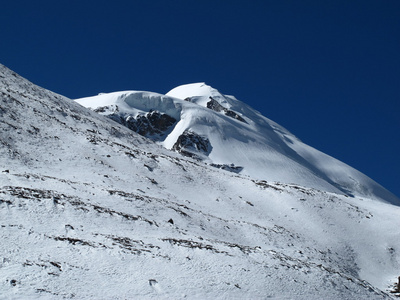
[1,64,400,299]
[76,83,399,205]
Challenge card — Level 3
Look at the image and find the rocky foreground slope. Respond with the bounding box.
[1,64,399,299]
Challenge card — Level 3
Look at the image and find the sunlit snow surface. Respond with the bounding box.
[77,83,399,205]
[1,65,400,299]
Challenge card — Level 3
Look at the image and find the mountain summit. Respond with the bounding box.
[76,83,399,205]
[1,64,399,299]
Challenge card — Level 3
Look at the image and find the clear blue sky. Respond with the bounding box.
[1,1,399,198]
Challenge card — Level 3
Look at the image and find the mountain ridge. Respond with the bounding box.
[76,82,399,205]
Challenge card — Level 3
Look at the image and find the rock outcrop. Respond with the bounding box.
[207,97,247,123]
[95,106,177,140]
[172,130,212,160]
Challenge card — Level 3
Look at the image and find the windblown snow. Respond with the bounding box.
[1,64,400,299]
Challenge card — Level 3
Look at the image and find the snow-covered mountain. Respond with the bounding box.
[76,83,399,205]
[1,63,400,299]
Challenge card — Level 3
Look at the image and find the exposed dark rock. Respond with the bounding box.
[206,97,247,123]
[103,234,156,254]
[390,276,400,295]
[149,279,158,286]
[0,198,12,205]
[206,97,226,112]
[52,236,96,247]
[253,180,284,192]
[122,110,175,139]
[147,177,158,185]
[49,261,62,272]
[224,109,247,123]
[209,163,243,173]
[100,108,176,140]
[94,105,119,114]
[144,164,153,171]
[65,224,74,230]
[161,238,228,254]
[172,130,212,160]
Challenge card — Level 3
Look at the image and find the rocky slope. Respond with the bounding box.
[1,64,399,299]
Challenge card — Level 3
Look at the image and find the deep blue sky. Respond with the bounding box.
[1,1,399,198]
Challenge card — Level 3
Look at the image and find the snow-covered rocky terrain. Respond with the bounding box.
[1,63,400,299]
[76,83,399,205]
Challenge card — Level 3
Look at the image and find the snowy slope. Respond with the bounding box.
[1,64,400,299]
[76,83,399,205]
